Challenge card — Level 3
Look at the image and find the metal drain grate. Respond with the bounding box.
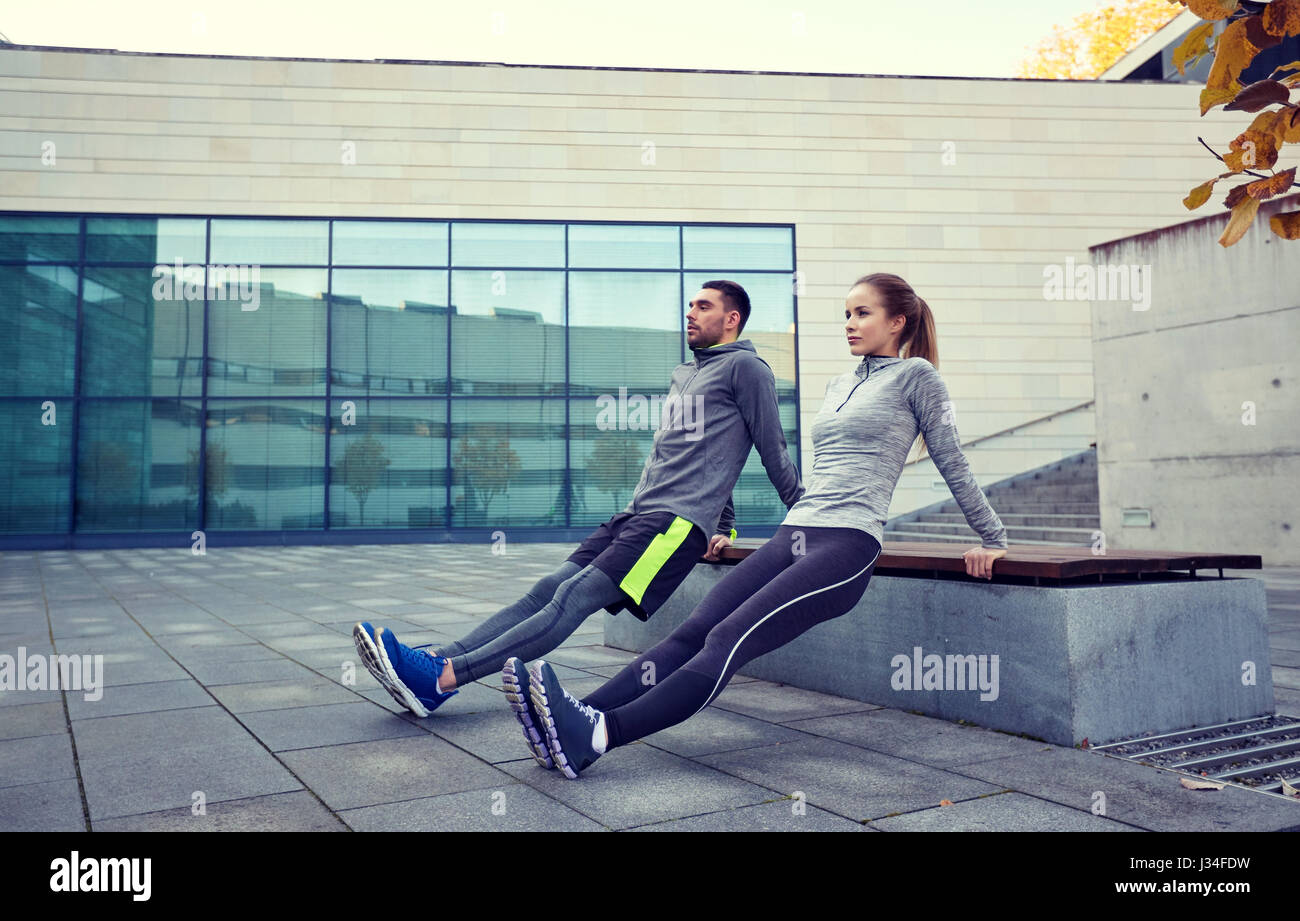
[1090,715,1300,802]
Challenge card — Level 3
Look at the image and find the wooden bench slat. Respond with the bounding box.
[715,539,1260,579]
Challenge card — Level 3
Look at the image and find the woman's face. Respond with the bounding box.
[844,284,904,357]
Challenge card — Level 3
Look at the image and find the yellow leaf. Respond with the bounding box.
[1174,20,1216,75]
[1245,166,1296,200]
[1281,106,1300,143]
[1219,196,1261,246]
[1184,177,1220,209]
[1200,84,1241,114]
[1269,209,1300,239]
[1207,19,1258,92]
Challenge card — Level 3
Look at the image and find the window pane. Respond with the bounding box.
[682,225,792,271]
[86,217,206,264]
[332,221,448,266]
[568,397,654,528]
[0,215,79,262]
[207,269,328,397]
[684,271,796,398]
[203,399,324,529]
[568,224,678,269]
[329,398,447,528]
[450,400,565,527]
[451,223,563,268]
[81,266,204,397]
[0,265,78,396]
[0,399,72,533]
[75,399,202,531]
[450,270,564,395]
[568,272,680,396]
[210,219,328,265]
[331,269,448,396]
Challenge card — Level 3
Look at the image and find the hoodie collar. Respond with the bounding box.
[854,353,904,377]
[690,338,755,365]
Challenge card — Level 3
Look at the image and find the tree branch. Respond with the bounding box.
[1197,136,1271,180]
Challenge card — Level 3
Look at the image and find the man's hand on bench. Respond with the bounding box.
[962,547,1007,580]
[704,533,733,561]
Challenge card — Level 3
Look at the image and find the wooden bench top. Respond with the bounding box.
[715,539,1261,583]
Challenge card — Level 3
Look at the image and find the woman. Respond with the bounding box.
[508,272,1009,778]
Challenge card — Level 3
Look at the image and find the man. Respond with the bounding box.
[353,280,804,765]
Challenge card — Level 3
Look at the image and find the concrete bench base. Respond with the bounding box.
[603,565,1275,746]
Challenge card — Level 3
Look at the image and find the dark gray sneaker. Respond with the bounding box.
[530,660,604,779]
[502,657,553,769]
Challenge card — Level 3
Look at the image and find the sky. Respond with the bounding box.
[0,0,1141,79]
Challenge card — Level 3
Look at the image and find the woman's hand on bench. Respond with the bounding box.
[963,547,1007,580]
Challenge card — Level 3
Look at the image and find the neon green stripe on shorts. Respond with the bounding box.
[619,516,694,605]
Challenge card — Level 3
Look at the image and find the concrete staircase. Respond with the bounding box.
[884,448,1099,548]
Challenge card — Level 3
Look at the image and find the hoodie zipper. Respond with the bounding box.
[836,363,869,412]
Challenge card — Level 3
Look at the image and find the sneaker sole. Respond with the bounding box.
[352,623,430,718]
[529,667,581,780]
[502,658,554,770]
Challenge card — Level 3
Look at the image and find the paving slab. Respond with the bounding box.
[628,799,872,832]
[206,675,361,713]
[0,731,77,788]
[696,735,1006,823]
[93,790,347,831]
[708,680,882,724]
[238,700,426,752]
[783,708,1058,769]
[497,742,782,830]
[0,701,67,741]
[338,783,607,832]
[867,791,1142,832]
[0,778,85,831]
[950,747,1300,831]
[277,735,513,811]
[67,679,216,721]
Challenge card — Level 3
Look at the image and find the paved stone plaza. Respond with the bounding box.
[2,544,1298,832]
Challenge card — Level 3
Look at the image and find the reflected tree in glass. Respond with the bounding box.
[587,432,645,514]
[337,433,391,526]
[453,423,522,520]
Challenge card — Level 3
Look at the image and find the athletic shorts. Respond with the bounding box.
[566,511,710,621]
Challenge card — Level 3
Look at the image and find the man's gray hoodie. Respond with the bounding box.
[622,339,804,537]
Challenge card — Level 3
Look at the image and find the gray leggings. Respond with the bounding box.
[433,561,625,683]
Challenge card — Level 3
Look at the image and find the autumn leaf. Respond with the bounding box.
[1245,166,1297,200]
[1280,106,1300,142]
[1223,128,1279,171]
[1019,0,1184,79]
[1223,182,1251,209]
[1181,0,1239,21]
[1270,210,1300,239]
[1206,19,1260,93]
[1219,196,1261,246]
[1200,83,1242,114]
[1184,177,1220,208]
[939,799,955,806]
[1179,776,1227,790]
[1224,79,1292,112]
[1262,0,1300,37]
[1174,19,1217,75]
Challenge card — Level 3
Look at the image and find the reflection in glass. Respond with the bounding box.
[451,223,564,268]
[684,271,796,398]
[203,399,324,529]
[86,217,206,264]
[207,269,328,397]
[451,271,564,395]
[450,400,565,527]
[333,221,448,266]
[210,219,328,265]
[75,399,202,531]
[0,399,72,533]
[0,265,79,396]
[329,399,446,528]
[683,225,792,271]
[568,272,680,396]
[568,224,678,269]
[0,215,80,262]
[81,266,204,397]
[568,398,654,528]
[331,269,448,396]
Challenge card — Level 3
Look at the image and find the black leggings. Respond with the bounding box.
[581,525,881,748]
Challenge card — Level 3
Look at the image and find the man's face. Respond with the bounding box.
[686,288,737,349]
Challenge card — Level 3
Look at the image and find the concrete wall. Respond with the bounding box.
[1090,192,1300,565]
[0,45,1247,520]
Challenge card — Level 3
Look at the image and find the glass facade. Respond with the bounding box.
[0,214,798,543]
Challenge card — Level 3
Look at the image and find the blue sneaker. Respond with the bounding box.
[371,625,457,717]
[352,621,401,705]
[502,657,553,769]
[530,660,604,779]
